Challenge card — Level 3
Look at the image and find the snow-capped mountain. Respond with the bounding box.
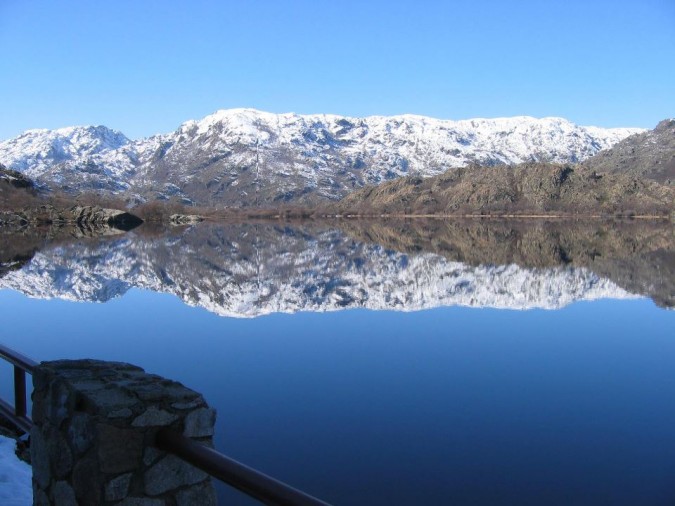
[0,223,636,317]
[0,110,643,205]
[0,125,136,193]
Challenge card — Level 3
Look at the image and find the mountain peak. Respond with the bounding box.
[17,124,128,140]
[583,118,675,183]
[655,118,675,131]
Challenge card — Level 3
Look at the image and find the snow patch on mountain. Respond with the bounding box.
[0,126,130,176]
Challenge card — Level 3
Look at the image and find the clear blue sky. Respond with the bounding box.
[0,0,673,140]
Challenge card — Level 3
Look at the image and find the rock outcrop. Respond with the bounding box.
[169,214,204,226]
[0,205,143,238]
[328,162,674,217]
[68,206,144,231]
[0,163,34,189]
[582,118,675,184]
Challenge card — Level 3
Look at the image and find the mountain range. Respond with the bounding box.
[0,110,645,206]
[328,119,675,216]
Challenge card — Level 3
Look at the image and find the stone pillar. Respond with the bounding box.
[30,359,217,506]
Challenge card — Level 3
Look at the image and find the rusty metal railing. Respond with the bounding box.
[156,428,331,506]
[0,343,36,433]
[0,343,331,506]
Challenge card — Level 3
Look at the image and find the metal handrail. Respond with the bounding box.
[0,343,37,433]
[0,344,38,373]
[0,344,332,505]
[156,428,331,506]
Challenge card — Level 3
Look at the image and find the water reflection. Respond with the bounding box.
[0,219,672,313]
[1,219,674,505]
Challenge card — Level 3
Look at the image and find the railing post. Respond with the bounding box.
[31,359,216,505]
[0,344,36,433]
[13,365,27,419]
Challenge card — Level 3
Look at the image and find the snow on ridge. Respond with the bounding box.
[7,125,129,153]
[0,109,646,201]
[186,109,644,135]
[183,109,642,132]
[164,109,645,185]
[0,125,131,179]
[1,109,645,148]
[180,109,644,158]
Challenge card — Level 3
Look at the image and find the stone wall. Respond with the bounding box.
[30,359,216,505]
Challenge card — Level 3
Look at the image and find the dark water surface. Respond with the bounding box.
[0,220,673,505]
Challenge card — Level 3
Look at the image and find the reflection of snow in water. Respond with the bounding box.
[0,226,637,318]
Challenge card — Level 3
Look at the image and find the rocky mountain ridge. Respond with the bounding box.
[0,110,644,206]
[329,162,675,217]
[0,165,34,190]
[582,118,675,184]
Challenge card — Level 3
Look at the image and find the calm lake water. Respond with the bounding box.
[0,219,673,505]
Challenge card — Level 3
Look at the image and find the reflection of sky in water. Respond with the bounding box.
[0,289,673,505]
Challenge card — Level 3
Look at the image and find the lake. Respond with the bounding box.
[0,219,673,505]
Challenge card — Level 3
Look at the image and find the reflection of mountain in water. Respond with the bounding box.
[1,220,672,316]
[338,219,674,308]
